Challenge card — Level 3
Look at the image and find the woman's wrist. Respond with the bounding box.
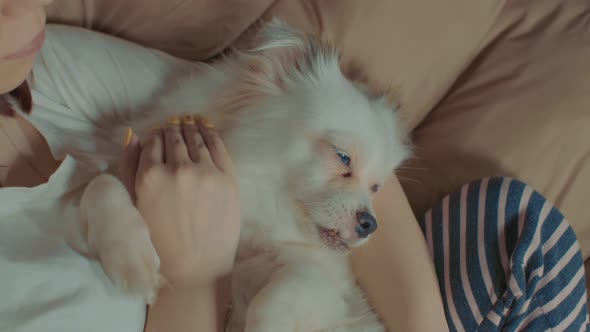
[145,272,233,332]
[171,272,233,314]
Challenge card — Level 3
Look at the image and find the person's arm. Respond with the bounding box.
[46,0,269,61]
[120,120,240,332]
[351,178,448,331]
[144,276,231,332]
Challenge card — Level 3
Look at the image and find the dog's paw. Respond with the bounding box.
[99,222,162,304]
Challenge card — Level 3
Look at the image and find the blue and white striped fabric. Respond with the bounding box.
[419,177,589,331]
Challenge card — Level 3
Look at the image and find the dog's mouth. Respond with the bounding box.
[317,227,350,253]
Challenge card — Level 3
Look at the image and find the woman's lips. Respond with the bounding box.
[3,29,46,60]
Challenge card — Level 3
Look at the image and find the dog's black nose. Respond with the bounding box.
[356,211,378,238]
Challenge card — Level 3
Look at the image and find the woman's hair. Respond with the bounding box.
[1,80,32,116]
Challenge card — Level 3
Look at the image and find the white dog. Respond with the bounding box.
[78,20,410,331]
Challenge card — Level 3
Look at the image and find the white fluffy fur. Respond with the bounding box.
[78,20,409,331]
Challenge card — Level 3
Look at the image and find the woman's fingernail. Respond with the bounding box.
[200,118,214,128]
[167,116,181,125]
[182,115,195,124]
[123,127,134,146]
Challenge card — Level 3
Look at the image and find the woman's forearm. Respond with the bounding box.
[351,178,448,331]
[144,275,232,332]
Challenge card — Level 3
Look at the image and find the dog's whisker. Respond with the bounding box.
[396,175,423,185]
[397,166,429,171]
[407,156,428,162]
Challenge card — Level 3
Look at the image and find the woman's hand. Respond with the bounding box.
[121,118,240,332]
[120,118,241,287]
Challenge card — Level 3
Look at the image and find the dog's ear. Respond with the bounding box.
[242,19,339,92]
[364,93,413,172]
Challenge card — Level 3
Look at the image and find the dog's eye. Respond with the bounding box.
[337,152,351,167]
[371,184,381,193]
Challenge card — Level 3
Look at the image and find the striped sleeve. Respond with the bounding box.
[418,177,589,331]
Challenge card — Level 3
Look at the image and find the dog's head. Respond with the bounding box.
[286,92,409,252]
[230,20,410,251]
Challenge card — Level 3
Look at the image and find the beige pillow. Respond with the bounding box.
[399,0,590,257]
[47,0,273,60]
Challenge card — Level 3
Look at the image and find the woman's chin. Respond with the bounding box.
[0,57,35,94]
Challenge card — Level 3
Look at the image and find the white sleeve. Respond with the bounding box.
[17,24,199,171]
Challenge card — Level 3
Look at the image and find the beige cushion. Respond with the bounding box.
[47,0,273,60]
[399,0,590,257]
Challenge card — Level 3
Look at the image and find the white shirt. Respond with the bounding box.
[0,24,200,332]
